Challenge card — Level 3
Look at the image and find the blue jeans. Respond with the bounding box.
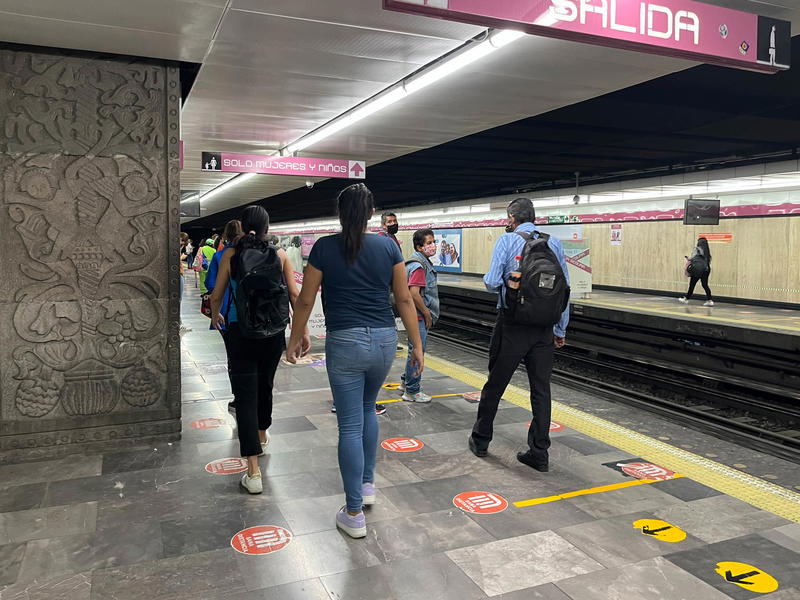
[326,327,397,512]
[402,319,427,394]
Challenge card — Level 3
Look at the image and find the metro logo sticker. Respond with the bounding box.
[190,418,226,429]
[632,519,687,543]
[525,421,565,432]
[453,491,509,514]
[205,458,248,475]
[620,462,677,481]
[230,526,293,555]
[381,437,424,452]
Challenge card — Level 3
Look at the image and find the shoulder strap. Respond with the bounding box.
[515,231,532,241]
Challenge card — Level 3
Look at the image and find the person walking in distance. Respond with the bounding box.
[679,237,714,307]
[378,211,401,250]
[400,228,439,403]
[210,206,310,494]
[468,198,570,472]
[286,183,423,539]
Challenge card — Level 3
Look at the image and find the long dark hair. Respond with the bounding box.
[697,237,711,263]
[233,206,270,276]
[337,183,374,264]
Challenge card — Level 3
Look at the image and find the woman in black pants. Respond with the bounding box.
[680,237,714,307]
[210,206,310,493]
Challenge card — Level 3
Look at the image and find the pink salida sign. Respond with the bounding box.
[201,152,366,179]
[384,0,790,73]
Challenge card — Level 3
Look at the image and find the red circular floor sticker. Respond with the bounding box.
[190,417,225,429]
[381,437,424,452]
[525,421,565,432]
[205,458,248,475]
[621,462,676,481]
[453,491,509,514]
[230,526,293,555]
[462,391,481,401]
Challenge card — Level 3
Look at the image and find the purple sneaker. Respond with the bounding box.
[336,507,366,538]
[362,482,376,506]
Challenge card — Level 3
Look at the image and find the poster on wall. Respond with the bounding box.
[562,240,592,297]
[300,235,316,258]
[288,271,326,338]
[611,224,623,246]
[430,229,462,273]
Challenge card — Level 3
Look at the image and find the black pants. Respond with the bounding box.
[471,312,555,462]
[686,273,712,301]
[222,324,285,457]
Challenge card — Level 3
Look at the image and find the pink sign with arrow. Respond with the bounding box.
[201,152,366,179]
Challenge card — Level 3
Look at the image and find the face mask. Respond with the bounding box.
[387,224,399,235]
[421,243,436,257]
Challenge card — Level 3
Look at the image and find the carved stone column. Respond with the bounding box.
[0,46,181,462]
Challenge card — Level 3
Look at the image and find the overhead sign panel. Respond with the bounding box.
[201,152,366,179]
[384,0,790,73]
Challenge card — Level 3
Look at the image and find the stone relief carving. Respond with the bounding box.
[1,50,175,420]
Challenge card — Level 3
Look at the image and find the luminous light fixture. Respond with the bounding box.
[200,172,257,202]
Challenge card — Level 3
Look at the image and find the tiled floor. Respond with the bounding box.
[1,284,799,599]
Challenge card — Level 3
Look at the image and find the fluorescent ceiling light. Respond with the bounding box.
[201,173,257,202]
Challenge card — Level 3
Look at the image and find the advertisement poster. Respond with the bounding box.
[288,271,326,337]
[611,224,623,246]
[431,229,462,273]
[562,240,592,296]
[300,235,317,258]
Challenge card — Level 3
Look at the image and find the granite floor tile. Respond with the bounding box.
[14,520,163,585]
[555,511,707,568]
[0,456,103,490]
[236,529,382,591]
[0,483,47,513]
[0,501,97,545]
[565,481,684,519]
[555,556,731,600]
[0,542,26,586]
[224,578,332,600]
[760,523,800,554]
[397,452,498,482]
[493,583,573,600]
[468,497,595,541]
[101,448,171,476]
[446,530,604,596]
[362,508,495,563]
[371,459,424,487]
[90,549,245,600]
[267,416,318,435]
[654,495,792,544]
[160,504,288,558]
[277,491,408,536]
[0,570,92,600]
[666,534,800,600]
[320,553,486,600]
[379,475,484,516]
[649,477,724,502]
[759,588,800,599]
[554,434,619,456]
[259,447,340,478]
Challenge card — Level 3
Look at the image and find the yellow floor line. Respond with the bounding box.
[424,354,800,523]
[377,393,466,405]
[514,476,683,507]
[576,299,800,333]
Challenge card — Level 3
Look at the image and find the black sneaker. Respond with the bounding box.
[468,436,488,458]
[330,405,337,413]
[517,451,549,472]
[227,401,236,412]
[375,404,387,415]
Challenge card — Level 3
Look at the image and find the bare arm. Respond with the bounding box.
[409,285,432,329]
[285,264,321,361]
[393,263,424,375]
[279,248,300,307]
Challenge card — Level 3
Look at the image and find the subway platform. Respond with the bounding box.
[0,285,799,599]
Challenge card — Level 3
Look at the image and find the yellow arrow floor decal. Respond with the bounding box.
[632,519,687,543]
[715,562,779,594]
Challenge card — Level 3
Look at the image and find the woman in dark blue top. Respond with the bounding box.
[287,183,423,539]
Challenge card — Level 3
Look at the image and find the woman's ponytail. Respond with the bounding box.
[337,183,374,264]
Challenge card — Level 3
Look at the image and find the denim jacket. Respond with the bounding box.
[406,251,440,324]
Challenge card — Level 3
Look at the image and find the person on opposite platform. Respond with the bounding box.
[468,197,570,473]
[286,183,423,539]
[399,228,439,403]
[679,237,714,307]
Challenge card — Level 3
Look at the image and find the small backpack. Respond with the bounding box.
[231,245,290,339]
[687,252,709,278]
[506,232,570,327]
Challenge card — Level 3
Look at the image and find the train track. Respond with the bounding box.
[431,287,800,464]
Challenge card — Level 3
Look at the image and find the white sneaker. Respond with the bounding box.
[678,297,688,304]
[402,391,432,403]
[257,431,271,456]
[241,471,263,494]
[703,300,714,307]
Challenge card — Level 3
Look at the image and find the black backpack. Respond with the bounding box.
[231,245,290,339]
[506,232,570,327]
[687,253,709,278]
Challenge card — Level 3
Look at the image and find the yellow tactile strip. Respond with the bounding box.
[424,354,800,523]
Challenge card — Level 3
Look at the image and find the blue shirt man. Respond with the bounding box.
[483,222,570,339]
[469,197,569,473]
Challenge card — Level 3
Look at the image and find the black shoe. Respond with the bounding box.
[517,451,548,472]
[227,401,236,412]
[330,405,337,413]
[468,436,488,458]
[375,404,387,415]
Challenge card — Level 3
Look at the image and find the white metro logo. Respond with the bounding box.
[550,0,700,44]
[251,528,290,549]
[467,493,504,508]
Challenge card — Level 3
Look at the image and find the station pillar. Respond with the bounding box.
[0,45,182,462]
